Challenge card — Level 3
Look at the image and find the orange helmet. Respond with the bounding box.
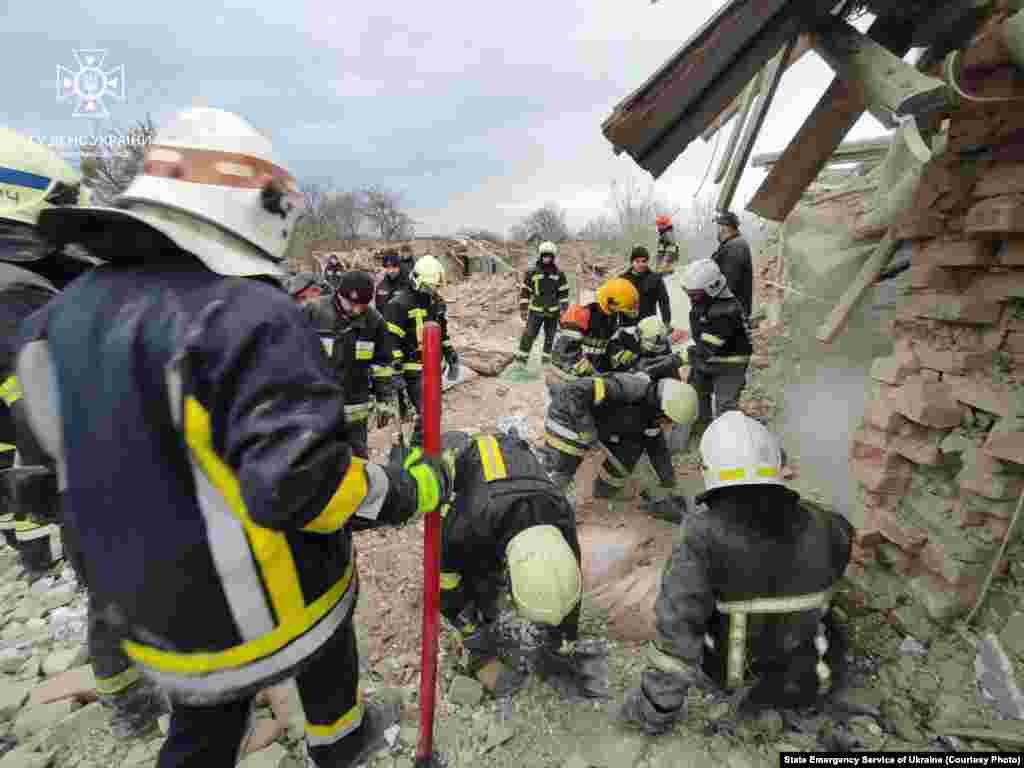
[560,304,592,332]
[655,215,672,232]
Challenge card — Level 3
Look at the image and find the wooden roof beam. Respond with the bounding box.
[746,14,918,222]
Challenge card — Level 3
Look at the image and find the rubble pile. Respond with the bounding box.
[439,273,522,376]
[849,9,1024,621]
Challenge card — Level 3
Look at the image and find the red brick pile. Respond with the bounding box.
[850,5,1024,620]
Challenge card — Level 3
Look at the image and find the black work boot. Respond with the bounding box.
[99,676,168,739]
[638,492,690,524]
[305,699,400,768]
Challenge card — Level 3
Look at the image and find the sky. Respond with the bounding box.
[4,0,889,238]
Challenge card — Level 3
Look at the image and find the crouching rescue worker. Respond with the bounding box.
[615,412,853,733]
[433,429,607,700]
[540,372,698,522]
[323,271,397,458]
[547,277,640,385]
[384,254,459,443]
[683,259,752,438]
[514,240,569,368]
[17,107,454,768]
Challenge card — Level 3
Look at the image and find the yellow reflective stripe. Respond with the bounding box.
[476,435,508,482]
[700,333,725,347]
[646,643,693,677]
[409,308,427,345]
[545,434,585,457]
[593,378,606,405]
[717,467,778,482]
[302,458,369,534]
[183,397,304,624]
[403,362,423,371]
[355,351,372,360]
[95,666,142,695]
[14,519,46,532]
[726,611,747,688]
[716,590,830,614]
[306,688,363,742]
[707,355,750,364]
[370,366,393,378]
[0,443,15,453]
[440,572,462,590]
[124,559,354,675]
[386,322,406,338]
[0,376,22,406]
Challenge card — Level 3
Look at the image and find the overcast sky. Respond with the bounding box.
[5,1,888,237]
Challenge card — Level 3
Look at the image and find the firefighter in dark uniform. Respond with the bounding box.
[433,429,590,698]
[539,372,698,521]
[615,412,853,732]
[514,240,569,368]
[373,249,407,308]
[324,271,397,458]
[17,107,453,768]
[683,259,752,437]
[383,254,459,444]
[711,210,754,318]
[655,215,681,274]
[545,277,640,387]
[398,244,416,283]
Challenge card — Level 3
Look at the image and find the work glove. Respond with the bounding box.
[612,686,682,735]
[536,639,610,700]
[401,446,456,516]
[446,351,461,381]
[375,400,399,429]
[570,358,595,377]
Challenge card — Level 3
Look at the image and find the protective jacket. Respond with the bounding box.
[656,234,681,273]
[374,273,408,308]
[620,268,670,325]
[519,260,569,317]
[543,373,655,458]
[547,303,637,383]
[687,296,752,369]
[643,486,852,711]
[439,432,581,642]
[711,235,753,317]
[13,258,420,705]
[325,306,395,426]
[383,287,456,375]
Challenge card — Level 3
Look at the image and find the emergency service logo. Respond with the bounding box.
[56,50,126,118]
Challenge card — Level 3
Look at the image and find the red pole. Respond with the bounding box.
[415,321,442,767]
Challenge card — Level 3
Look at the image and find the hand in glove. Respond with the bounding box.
[375,400,398,429]
[402,446,456,515]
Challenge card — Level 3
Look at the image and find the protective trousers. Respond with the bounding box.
[346,422,369,460]
[593,432,675,499]
[156,615,363,768]
[687,363,748,425]
[402,371,424,445]
[515,313,559,365]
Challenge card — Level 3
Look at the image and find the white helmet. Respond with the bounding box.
[657,379,699,426]
[638,316,668,353]
[506,525,581,626]
[0,127,85,261]
[538,241,557,257]
[699,411,783,492]
[412,254,445,290]
[683,258,728,298]
[38,107,303,277]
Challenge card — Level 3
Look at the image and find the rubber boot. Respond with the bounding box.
[304,698,401,768]
[99,676,168,739]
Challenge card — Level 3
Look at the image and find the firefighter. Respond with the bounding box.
[539,372,698,522]
[427,429,601,699]
[398,244,416,282]
[711,210,753,317]
[654,215,681,274]
[321,271,398,458]
[546,277,640,386]
[17,106,454,768]
[614,412,853,732]
[683,259,752,438]
[374,249,407,308]
[384,254,459,444]
[513,241,569,368]
[323,253,344,292]
[620,246,671,327]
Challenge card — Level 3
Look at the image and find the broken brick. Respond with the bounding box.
[909,570,981,620]
[851,456,913,495]
[891,424,948,466]
[961,489,1019,522]
[914,237,996,267]
[958,459,1024,500]
[987,516,1012,542]
[850,440,907,469]
[965,269,1024,303]
[945,374,1015,417]
[862,394,911,433]
[870,354,919,385]
[909,292,1003,325]
[854,528,885,549]
[1003,331,1024,355]
[998,238,1024,266]
[914,343,995,374]
[865,504,928,550]
[958,25,1014,76]
[894,375,966,428]
[907,264,967,293]
[983,415,1024,466]
[27,666,97,708]
[965,194,1024,235]
[892,209,947,241]
[975,162,1024,198]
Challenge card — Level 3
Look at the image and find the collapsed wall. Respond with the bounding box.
[848,11,1024,621]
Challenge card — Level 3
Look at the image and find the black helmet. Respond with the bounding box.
[336,271,375,305]
[714,210,740,229]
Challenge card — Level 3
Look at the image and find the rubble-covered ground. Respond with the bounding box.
[0,245,1022,768]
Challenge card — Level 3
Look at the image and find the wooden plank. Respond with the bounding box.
[746,15,917,222]
[700,33,812,143]
[815,230,898,344]
[717,37,795,212]
[714,73,762,184]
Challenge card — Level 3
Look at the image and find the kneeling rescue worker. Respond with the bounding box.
[15,107,455,768]
[540,372,698,521]
[434,429,607,699]
[514,240,569,367]
[615,412,853,733]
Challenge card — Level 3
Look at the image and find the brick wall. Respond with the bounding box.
[850,6,1024,620]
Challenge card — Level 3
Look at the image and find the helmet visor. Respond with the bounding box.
[0,222,49,263]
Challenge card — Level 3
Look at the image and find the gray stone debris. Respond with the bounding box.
[975,632,1024,719]
[11,700,73,742]
[897,637,928,657]
[237,742,289,768]
[447,676,483,707]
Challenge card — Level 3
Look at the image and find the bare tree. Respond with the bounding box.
[362,185,415,241]
[327,190,364,244]
[577,214,620,243]
[456,228,504,244]
[79,115,156,204]
[510,202,570,243]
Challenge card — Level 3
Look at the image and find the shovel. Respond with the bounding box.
[416,321,445,768]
